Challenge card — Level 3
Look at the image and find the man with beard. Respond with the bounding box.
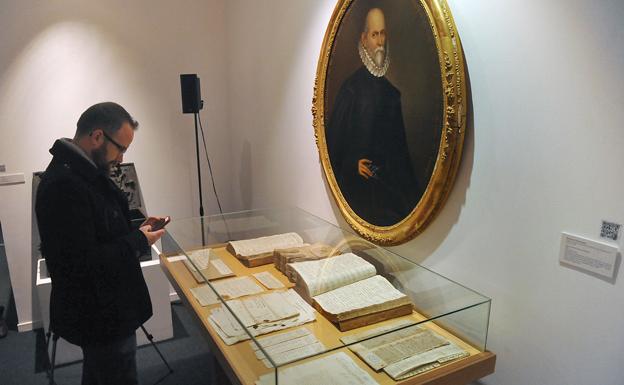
[327,7,418,226]
[35,102,165,385]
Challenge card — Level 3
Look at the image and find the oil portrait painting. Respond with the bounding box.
[314,0,467,244]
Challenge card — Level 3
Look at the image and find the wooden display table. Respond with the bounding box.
[160,246,495,385]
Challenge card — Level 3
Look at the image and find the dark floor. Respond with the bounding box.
[0,302,227,385]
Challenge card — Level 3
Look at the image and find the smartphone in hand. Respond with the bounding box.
[144,216,171,231]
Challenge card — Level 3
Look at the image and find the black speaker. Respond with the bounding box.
[180,74,202,114]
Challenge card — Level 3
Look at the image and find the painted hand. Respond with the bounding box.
[358,158,374,179]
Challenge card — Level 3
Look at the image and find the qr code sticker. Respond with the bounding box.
[600,221,621,241]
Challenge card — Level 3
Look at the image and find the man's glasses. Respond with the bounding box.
[101,131,127,154]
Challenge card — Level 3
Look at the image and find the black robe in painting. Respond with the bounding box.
[327,66,418,226]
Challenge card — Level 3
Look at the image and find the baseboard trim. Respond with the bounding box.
[18,319,42,332]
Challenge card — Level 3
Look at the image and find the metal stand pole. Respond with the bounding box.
[194,113,207,246]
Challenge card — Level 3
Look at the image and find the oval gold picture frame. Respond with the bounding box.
[313,0,466,245]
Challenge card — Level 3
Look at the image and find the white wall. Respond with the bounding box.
[224,1,624,385]
[224,0,336,215]
[0,0,230,330]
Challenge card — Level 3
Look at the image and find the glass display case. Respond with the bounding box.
[159,207,494,385]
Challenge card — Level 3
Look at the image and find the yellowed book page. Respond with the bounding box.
[289,253,376,297]
[312,275,407,317]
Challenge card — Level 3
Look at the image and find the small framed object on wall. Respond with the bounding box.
[313,0,467,245]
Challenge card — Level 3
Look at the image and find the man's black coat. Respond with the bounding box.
[35,140,152,347]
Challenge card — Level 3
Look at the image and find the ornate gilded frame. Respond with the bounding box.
[312,0,466,245]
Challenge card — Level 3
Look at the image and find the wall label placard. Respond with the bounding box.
[0,172,25,186]
[559,232,619,280]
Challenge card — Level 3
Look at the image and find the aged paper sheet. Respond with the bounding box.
[175,248,234,280]
[350,328,448,370]
[209,289,316,345]
[259,342,326,368]
[254,334,319,358]
[182,248,216,271]
[211,259,233,275]
[251,328,310,349]
[383,343,469,380]
[253,271,285,289]
[255,352,379,385]
[340,319,417,345]
[212,276,264,299]
[189,285,220,306]
[250,328,326,368]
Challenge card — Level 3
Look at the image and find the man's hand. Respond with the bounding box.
[140,225,165,246]
[358,158,374,179]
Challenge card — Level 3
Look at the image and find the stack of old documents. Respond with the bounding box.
[189,276,265,307]
[342,322,469,380]
[208,289,316,345]
[249,328,325,368]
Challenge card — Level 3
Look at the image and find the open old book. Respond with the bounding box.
[289,253,412,331]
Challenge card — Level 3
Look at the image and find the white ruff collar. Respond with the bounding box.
[358,43,390,77]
